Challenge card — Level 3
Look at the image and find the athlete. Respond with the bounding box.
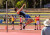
[19,15,23,30]
[11,15,15,30]
[36,15,40,30]
[15,4,33,29]
[4,15,6,23]
[34,16,37,30]
[8,15,11,24]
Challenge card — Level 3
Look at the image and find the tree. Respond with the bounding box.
[7,1,13,8]
[2,0,6,8]
[35,0,40,8]
[27,0,34,8]
[15,0,24,8]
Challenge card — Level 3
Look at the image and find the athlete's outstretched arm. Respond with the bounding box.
[17,4,25,14]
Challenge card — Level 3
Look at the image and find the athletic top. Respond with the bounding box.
[20,17,23,23]
[35,17,37,23]
[36,17,39,21]
[17,11,25,17]
[12,17,14,21]
[17,11,32,21]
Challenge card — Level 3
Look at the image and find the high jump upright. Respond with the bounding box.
[6,0,8,32]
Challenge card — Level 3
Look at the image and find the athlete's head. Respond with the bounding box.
[15,7,19,12]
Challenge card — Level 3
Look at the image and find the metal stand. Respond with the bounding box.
[6,1,8,32]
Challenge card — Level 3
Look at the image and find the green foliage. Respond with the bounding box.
[2,0,13,8]
[27,0,34,8]
[2,0,6,8]
[15,0,24,8]
[7,1,13,8]
[0,0,50,8]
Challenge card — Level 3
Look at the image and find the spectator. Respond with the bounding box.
[9,15,11,24]
[39,15,41,30]
[41,19,50,35]
[11,15,15,30]
[34,15,37,30]
[36,15,40,30]
[4,15,6,23]
[19,15,23,30]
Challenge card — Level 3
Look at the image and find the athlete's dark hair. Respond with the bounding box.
[15,7,18,11]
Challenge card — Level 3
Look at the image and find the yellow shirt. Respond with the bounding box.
[12,17,14,21]
[35,18,37,23]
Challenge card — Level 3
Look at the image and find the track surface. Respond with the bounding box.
[0,13,46,35]
[0,25,44,35]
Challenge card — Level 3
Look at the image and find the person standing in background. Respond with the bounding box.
[19,15,23,30]
[4,15,6,23]
[36,15,40,30]
[34,16,37,30]
[9,15,11,24]
[11,15,15,30]
[41,19,50,35]
[39,15,41,30]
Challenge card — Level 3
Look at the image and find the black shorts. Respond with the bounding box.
[20,23,22,24]
[35,23,37,25]
[12,21,14,24]
[19,11,25,17]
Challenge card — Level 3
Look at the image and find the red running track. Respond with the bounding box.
[0,30,41,35]
[0,25,44,35]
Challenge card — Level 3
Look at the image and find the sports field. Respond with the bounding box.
[0,25,44,35]
[0,12,49,35]
[0,0,50,35]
